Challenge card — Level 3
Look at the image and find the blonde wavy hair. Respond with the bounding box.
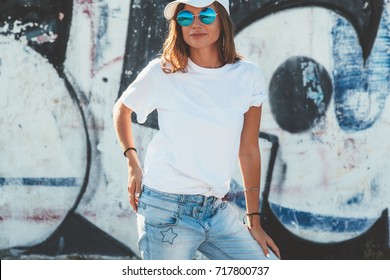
[161,2,242,73]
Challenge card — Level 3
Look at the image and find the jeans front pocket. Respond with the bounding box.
[143,204,179,227]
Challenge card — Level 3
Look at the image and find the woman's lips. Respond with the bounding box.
[190,33,207,37]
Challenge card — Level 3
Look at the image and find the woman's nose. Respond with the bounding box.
[192,15,202,26]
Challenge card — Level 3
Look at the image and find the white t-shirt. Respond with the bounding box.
[120,58,267,198]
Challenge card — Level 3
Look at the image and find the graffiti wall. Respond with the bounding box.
[0,0,389,259]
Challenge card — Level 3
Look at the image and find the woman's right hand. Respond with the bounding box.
[112,101,143,211]
[127,163,143,212]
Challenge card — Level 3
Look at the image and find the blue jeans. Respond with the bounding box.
[136,185,279,260]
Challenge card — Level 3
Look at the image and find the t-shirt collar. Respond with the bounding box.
[187,58,232,75]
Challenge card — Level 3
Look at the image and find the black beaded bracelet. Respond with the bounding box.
[245,212,261,227]
[123,147,137,157]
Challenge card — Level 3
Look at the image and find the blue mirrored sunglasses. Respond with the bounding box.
[176,7,217,27]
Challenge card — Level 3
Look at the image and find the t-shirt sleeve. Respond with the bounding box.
[250,64,268,107]
[119,62,157,124]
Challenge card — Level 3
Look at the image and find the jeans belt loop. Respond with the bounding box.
[200,196,206,207]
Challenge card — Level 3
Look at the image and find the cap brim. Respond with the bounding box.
[164,0,217,20]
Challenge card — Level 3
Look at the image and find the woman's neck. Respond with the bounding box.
[189,48,223,68]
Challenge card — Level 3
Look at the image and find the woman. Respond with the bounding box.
[113,0,280,260]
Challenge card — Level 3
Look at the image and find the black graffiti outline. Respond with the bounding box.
[231,0,384,61]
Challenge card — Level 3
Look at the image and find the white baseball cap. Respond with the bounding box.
[164,0,230,20]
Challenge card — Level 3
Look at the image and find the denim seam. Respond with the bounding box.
[200,241,234,260]
[142,225,150,260]
[143,203,178,214]
[144,213,179,227]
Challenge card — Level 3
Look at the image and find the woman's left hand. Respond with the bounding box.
[248,225,281,259]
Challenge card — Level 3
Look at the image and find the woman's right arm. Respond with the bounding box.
[112,100,143,212]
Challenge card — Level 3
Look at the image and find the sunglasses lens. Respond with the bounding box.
[177,10,194,26]
[199,7,217,24]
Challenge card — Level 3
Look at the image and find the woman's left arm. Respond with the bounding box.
[239,106,281,259]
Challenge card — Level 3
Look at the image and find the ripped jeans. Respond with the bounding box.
[136,185,279,260]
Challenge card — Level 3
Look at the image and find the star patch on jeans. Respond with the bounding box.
[160,227,178,245]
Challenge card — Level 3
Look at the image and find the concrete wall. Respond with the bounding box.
[0,0,389,259]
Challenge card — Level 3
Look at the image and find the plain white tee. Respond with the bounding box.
[120,58,267,198]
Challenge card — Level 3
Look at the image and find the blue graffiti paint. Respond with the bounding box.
[345,193,364,205]
[270,202,375,233]
[302,61,326,114]
[95,2,110,66]
[0,177,79,187]
[332,10,390,132]
[224,179,247,209]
